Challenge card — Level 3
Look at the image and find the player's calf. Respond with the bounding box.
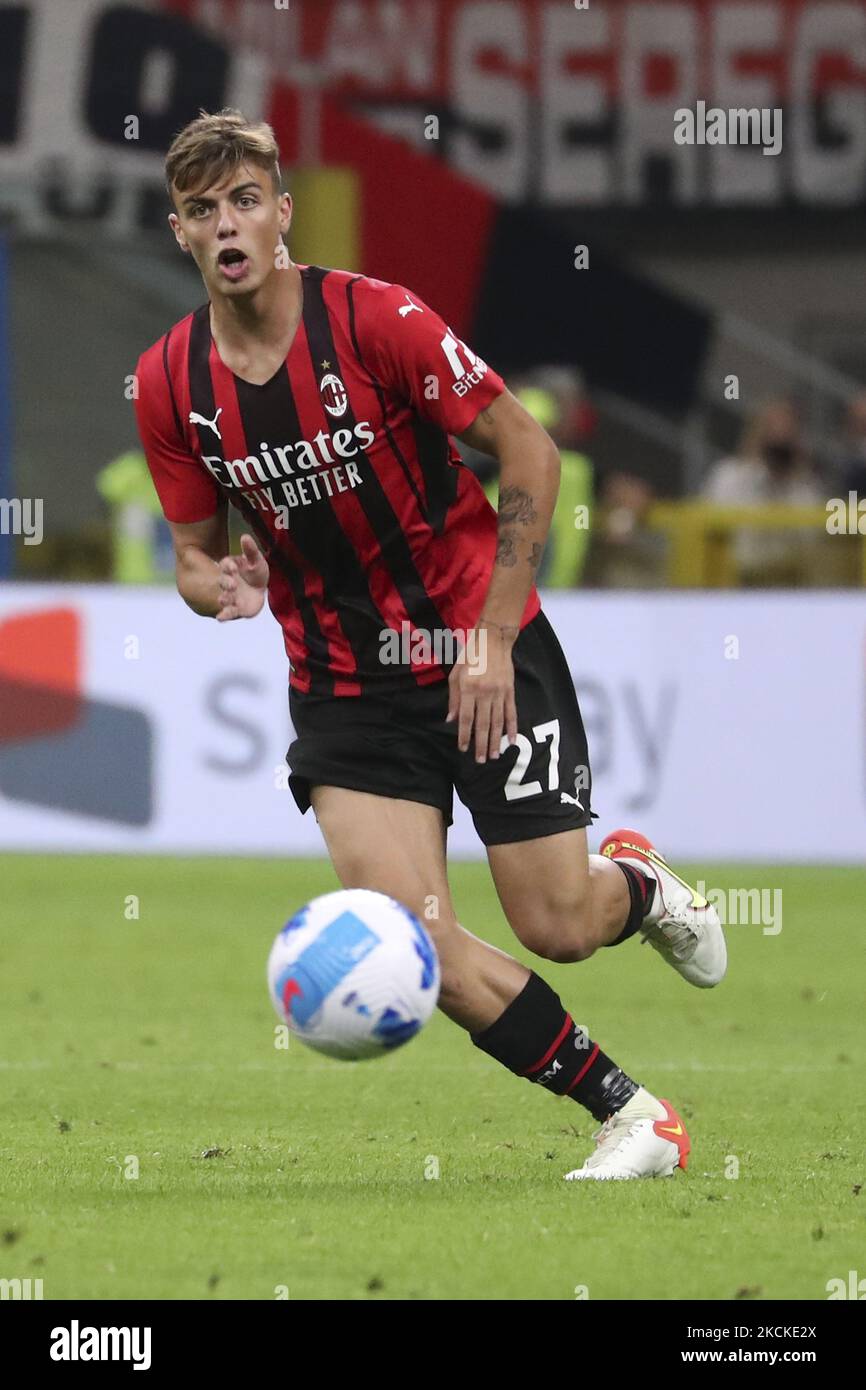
[509,895,597,964]
[308,785,537,1032]
[487,827,636,963]
[308,788,688,1181]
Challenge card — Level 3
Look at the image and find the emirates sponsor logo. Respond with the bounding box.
[200,421,374,491]
[198,422,375,525]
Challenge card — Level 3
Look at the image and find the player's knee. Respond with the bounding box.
[538,935,595,965]
[511,893,595,964]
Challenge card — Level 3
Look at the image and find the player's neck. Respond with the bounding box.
[208,259,303,358]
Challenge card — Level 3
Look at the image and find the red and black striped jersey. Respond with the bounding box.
[133,265,541,696]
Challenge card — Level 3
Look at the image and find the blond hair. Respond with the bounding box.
[165,108,281,200]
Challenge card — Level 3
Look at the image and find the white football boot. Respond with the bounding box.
[564,1088,690,1181]
[600,828,727,988]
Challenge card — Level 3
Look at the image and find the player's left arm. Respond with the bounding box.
[457,388,561,645]
[363,283,560,643]
[364,283,560,760]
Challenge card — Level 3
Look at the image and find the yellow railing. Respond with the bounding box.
[644,503,865,587]
[289,168,360,273]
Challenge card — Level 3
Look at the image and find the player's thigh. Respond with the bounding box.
[310,784,455,937]
[487,826,593,962]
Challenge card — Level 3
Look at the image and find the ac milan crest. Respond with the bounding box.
[320,372,348,418]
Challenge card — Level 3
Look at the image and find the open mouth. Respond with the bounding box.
[217,248,250,280]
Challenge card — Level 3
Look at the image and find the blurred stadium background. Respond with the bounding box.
[1,0,863,860]
[1,0,864,1308]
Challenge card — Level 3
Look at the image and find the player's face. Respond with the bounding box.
[168,163,291,298]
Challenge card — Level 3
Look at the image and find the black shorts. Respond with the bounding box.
[285,609,595,846]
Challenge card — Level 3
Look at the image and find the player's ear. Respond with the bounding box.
[168,211,190,253]
[279,192,292,237]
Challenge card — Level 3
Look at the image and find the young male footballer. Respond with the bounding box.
[134,109,726,1181]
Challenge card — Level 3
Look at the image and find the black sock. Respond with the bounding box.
[470,972,639,1122]
[604,862,656,947]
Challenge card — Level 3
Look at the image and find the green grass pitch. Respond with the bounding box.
[0,855,863,1301]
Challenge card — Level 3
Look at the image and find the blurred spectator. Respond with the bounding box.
[96,449,176,584]
[835,390,866,497]
[531,365,598,452]
[467,366,595,587]
[513,371,594,586]
[701,400,823,584]
[589,466,665,588]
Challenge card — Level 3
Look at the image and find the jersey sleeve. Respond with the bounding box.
[364,282,506,436]
[133,344,221,524]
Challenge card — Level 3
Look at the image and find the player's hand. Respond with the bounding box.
[216,534,269,621]
[445,627,518,763]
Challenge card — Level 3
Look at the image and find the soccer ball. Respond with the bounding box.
[267,888,440,1059]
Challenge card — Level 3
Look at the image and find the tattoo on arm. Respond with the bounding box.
[495,532,518,567]
[494,486,539,570]
[499,485,538,527]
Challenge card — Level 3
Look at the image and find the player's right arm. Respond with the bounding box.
[133,340,268,620]
[170,511,269,621]
[169,507,224,617]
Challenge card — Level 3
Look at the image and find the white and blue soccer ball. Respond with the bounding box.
[267,888,440,1059]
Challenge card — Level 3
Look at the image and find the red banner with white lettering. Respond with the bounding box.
[1,0,864,223]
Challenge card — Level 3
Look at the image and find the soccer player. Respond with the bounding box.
[134,109,726,1181]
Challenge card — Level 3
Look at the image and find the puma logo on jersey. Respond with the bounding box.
[560,791,583,808]
[398,294,422,318]
[189,407,223,440]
